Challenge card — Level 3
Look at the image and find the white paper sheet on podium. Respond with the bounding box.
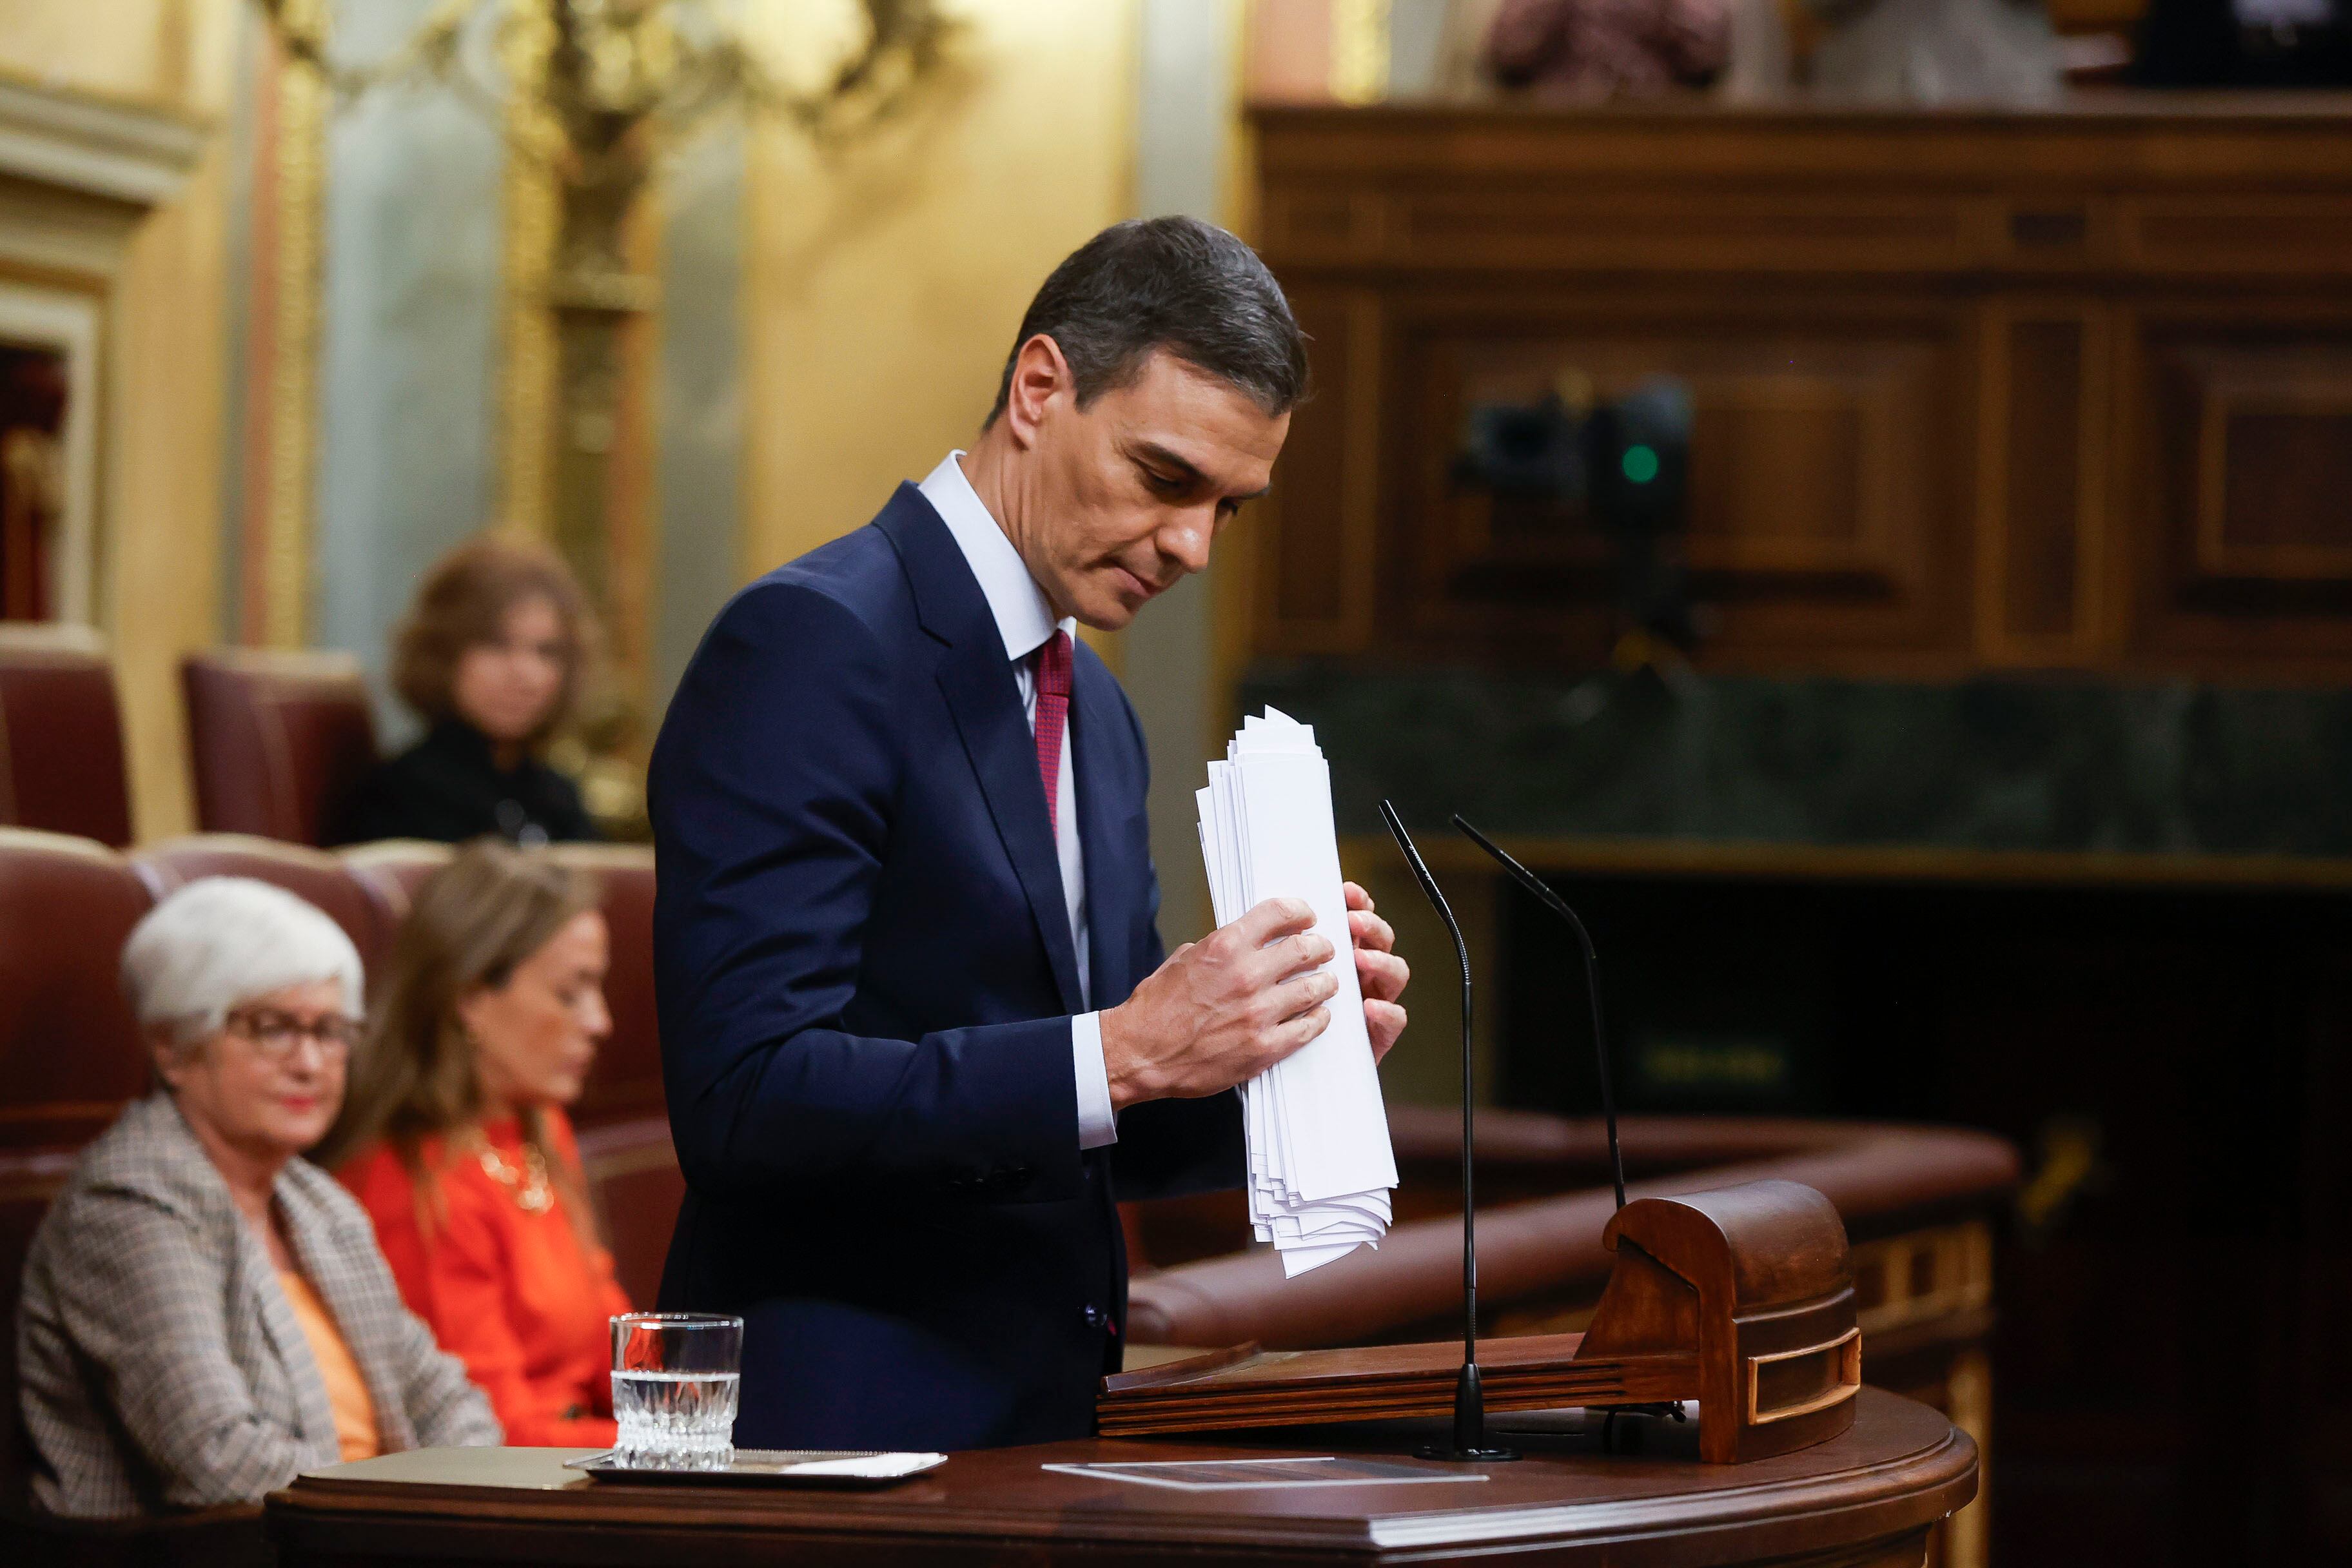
[1196,709,1397,1277]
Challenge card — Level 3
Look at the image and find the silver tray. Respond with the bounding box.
[565,1449,948,1488]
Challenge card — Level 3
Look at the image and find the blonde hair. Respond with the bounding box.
[317,839,598,1231]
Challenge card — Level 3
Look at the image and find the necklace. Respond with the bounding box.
[476,1139,554,1213]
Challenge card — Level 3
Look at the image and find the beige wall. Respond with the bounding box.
[1,0,237,841]
[1,0,196,105]
[6,0,1146,838]
[741,0,1139,585]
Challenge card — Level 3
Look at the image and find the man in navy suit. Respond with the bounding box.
[649,218,1410,1450]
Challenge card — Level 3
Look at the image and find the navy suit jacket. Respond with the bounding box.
[648,484,1244,1450]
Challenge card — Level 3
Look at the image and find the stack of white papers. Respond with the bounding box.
[1196,709,1398,1277]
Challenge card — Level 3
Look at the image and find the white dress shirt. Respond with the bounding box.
[919,452,1117,1151]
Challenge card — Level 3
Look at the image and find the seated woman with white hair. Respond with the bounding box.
[15,878,499,1519]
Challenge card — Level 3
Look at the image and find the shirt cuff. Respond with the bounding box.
[1072,1012,1118,1150]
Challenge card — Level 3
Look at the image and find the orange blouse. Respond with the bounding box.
[339,1110,632,1447]
[277,1269,382,1462]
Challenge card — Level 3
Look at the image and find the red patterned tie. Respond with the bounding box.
[1032,629,1072,838]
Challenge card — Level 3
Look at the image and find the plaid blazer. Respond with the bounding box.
[15,1092,501,1518]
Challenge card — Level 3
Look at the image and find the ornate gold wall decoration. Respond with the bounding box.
[260,4,327,649]
[255,1,959,832]
[260,0,956,600]
[496,5,562,543]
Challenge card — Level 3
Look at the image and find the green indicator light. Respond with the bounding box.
[1622,444,1660,484]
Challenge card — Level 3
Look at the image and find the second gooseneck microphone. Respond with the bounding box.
[1451,814,1627,1213]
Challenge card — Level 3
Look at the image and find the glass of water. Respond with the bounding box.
[610,1312,743,1470]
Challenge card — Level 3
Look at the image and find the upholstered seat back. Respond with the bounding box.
[576,1116,684,1310]
[170,838,678,1276]
[0,827,682,1501]
[132,836,404,983]
[335,841,660,1131]
[0,625,131,848]
[182,649,378,847]
[336,838,454,932]
[0,830,153,1507]
[0,830,153,1155]
[547,845,660,1130]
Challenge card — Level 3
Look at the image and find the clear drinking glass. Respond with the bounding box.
[610,1312,743,1470]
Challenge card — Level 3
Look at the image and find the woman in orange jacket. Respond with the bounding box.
[321,839,631,1446]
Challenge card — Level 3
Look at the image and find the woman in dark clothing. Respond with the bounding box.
[336,540,600,847]
[2134,0,2351,85]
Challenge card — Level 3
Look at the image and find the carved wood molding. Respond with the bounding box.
[0,70,204,212]
[2191,373,2352,583]
[1252,102,2352,680]
[0,75,203,631]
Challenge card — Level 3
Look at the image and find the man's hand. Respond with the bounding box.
[1101,899,1336,1111]
[1346,881,1409,1063]
[1101,886,1413,1112]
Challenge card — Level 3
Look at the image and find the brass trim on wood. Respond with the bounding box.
[1745,1326,1863,1426]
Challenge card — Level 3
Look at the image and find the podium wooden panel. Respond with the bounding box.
[1101,1183,1863,1465]
[266,1387,1974,1567]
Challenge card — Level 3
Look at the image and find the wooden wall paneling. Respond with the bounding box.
[1253,104,2352,202]
[1974,300,2111,665]
[2193,370,2352,582]
[2106,302,2151,674]
[1259,182,1392,268]
[2121,301,2352,675]
[1254,286,1381,655]
[1682,355,1894,577]
[1338,289,1384,650]
[1398,329,1542,646]
[1373,290,1970,670]
[1254,104,2352,682]
[2123,196,2352,279]
[1384,188,1975,275]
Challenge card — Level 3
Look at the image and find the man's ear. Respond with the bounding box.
[1001,333,1074,449]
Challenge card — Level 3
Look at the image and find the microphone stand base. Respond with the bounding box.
[1423,1362,1520,1462]
[1414,1444,1521,1463]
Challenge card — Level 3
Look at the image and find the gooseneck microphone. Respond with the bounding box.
[1451,814,1627,1213]
[1379,799,1518,1464]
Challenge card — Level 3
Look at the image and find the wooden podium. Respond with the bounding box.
[266,1389,1973,1567]
[1103,1181,1861,1464]
[266,1180,1948,1566]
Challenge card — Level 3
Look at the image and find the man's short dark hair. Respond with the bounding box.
[986,216,1308,426]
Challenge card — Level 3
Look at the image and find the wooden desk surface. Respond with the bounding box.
[267,1387,1974,1567]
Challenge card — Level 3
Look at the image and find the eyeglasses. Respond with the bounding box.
[223,1006,361,1062]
